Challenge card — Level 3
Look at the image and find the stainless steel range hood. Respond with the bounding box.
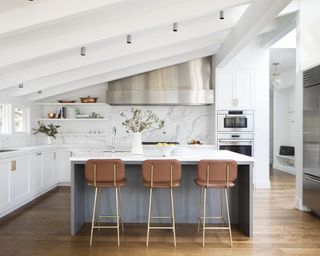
[106,57,213,105]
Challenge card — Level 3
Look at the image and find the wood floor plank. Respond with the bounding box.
[0,169,319,256]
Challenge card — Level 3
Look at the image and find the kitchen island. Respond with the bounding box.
[70,149,254,237]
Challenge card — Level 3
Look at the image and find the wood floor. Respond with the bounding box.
[0,169,319,256]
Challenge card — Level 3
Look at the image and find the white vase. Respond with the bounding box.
[131,132,143,155]
[47,136,53,145]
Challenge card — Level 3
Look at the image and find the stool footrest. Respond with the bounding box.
[98,215,122,219]
[204,227,230,230]
[149,226,174,230]
[150,216,171,219]
[93,225,118,229]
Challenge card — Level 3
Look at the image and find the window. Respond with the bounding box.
[0,104,11,134]
[14,107,28,133]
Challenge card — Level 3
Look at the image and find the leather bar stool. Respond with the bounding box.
[142,159,182,247]
[195,160,237,247]
[85,159,126,246]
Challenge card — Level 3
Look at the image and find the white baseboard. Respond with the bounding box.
[295,197,310,211]
[57,180,71,186]
[273,163,295,176]
[254,179,271,189]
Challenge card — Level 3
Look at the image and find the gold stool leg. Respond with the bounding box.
[224,188,233,248]
[202,188,207,247]
[146,188,153,247]
[170,188,176,247]
[97,188,101,231]
[220,189,223,230]
[197,187,203,232]
[115,187,120,246]
[90,187,98,246]
[119,187,124,232]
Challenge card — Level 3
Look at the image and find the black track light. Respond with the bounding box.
[127,34,132,44]
[37,90,42,94]
[18,83,24,89]
[220,10,224,20]
[81,47,86,56]
[173,22,178,32]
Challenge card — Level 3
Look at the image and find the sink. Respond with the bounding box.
[0,149,17,153]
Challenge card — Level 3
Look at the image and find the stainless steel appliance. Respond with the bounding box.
[218,133,254,157]
[303,64,320,216]
[106,57,213,105]
[217,110,254,133]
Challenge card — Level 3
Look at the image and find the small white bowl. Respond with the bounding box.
[156,145,176,157]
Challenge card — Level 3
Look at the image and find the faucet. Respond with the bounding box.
[112,127,116,153]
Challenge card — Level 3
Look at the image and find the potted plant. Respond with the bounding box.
[121,109,165,154]
[33,121,60,144]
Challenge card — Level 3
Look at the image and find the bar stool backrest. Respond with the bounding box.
[142,159,181,187]
[197,160,237,186]
[85,159,125,187]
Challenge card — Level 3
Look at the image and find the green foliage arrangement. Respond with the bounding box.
[33,121,60,138]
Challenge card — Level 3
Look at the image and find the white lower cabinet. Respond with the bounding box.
[60,149,71,183]
[29,153,42,194]
[0,148,62,219]
[10,156,29,202]
[42,152,54,188]
[0,160,10,209]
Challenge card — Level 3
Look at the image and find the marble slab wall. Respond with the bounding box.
[111,105,213,145]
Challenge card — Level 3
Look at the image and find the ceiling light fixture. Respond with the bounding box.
[18,83,24,89]
[173,22,178,32]
[127,34,132,44]
[220,10,224,20]
[80,47,86,56]
[37,90,42,94]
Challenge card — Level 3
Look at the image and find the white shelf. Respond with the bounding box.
[37,103,108,106]
[37,118,108,121]
[276,154,295,161]
[56,134,108,136]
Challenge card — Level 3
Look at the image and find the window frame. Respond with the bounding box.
[13,105,30,134]
[0,104,11,135]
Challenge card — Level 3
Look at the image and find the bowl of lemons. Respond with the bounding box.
[156,143,177,157]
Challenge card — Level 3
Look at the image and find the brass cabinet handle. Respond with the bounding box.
[11,160,16,171]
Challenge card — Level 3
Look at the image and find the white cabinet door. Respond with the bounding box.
[53,151,59,183]
[0,160,10,208]
[235,71,253,110]
[217,71,234,110]
[29,153,42,194]
[42,152,54,187]
[60,149,71,183]
[10,156,29,202]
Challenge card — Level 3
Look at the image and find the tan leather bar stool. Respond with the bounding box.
[142,159,182,247]
[85,159,126,246]
[195,160,237,247]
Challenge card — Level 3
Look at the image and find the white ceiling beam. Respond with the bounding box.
[0,0,125,37]
[4,32,226,97]
[260,12,297,48]
[215,0,292,68]
[0,0,249,68]
[0,8,245,92]
[27,45,219,101]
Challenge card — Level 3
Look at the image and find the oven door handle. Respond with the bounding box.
[224,115,247,118]
[219,140,253,143]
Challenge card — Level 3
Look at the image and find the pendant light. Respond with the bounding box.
[127,34,132,44]
[220,10,224,20]
[173,22,178,32]
[81,47,86,56]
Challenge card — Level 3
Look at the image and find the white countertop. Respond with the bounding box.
[70,149,254,165]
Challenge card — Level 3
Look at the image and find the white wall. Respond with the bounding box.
[220,39,270,188]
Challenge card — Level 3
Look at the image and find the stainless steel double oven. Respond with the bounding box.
[217,110,254,157]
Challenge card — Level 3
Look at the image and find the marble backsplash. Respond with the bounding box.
[43,105,213,146]
[111,106,213,145]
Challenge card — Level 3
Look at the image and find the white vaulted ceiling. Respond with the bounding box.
[0,0,297,101]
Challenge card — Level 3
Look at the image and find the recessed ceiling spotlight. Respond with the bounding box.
[37,90,42,94]
[220,10,224,20]
[173,22,178,32]
[80,47,86,56]
[127,34,132,44]
[18,83,24,89]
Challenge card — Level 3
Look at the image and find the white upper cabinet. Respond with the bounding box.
[217,70,253,110]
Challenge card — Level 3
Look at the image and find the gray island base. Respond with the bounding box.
[70,150,253,237]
